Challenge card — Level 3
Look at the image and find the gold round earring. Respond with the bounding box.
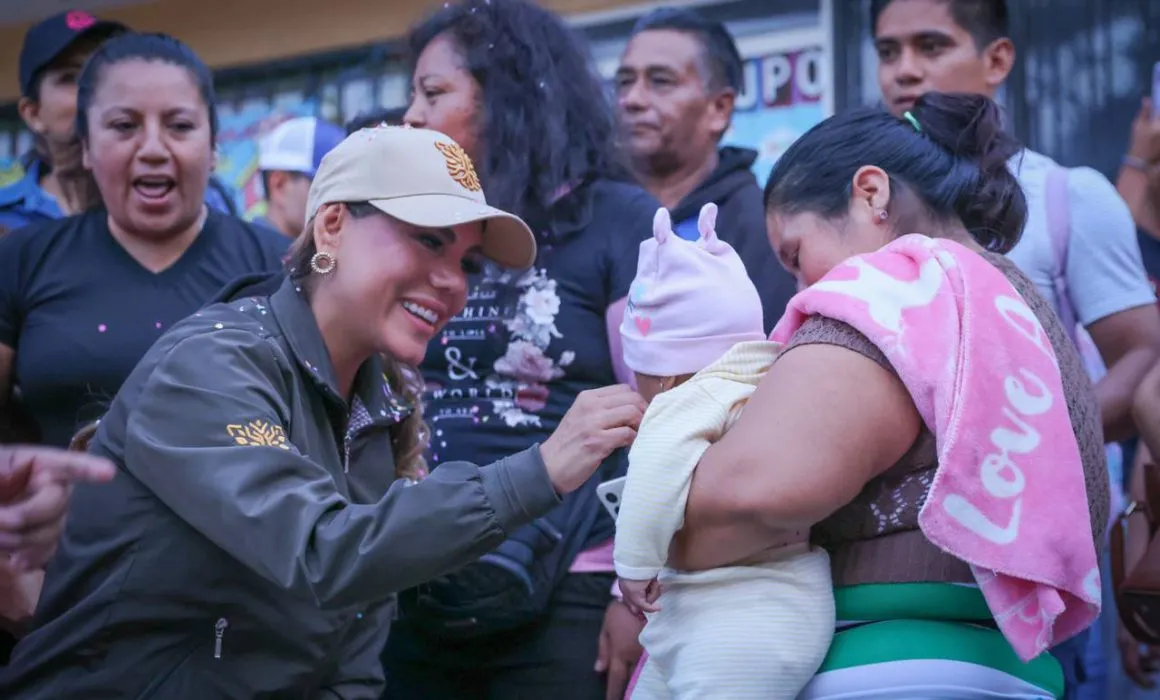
[310,251,337,275]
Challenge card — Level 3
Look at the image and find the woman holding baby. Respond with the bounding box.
[615,91,1107,700]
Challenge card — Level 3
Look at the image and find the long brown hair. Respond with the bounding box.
[55,137,103,214]
[30,134,103,215]
[288,203,430,482]
[69,420,100,453]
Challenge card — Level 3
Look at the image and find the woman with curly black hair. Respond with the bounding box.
[382,1,659,698]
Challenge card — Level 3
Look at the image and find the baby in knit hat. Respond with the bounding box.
[614,203,834,700]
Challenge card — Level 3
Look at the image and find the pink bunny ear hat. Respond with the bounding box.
[620,202,765,377]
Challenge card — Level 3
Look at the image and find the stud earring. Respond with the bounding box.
[310,251,337,275]
[877,210,889,222]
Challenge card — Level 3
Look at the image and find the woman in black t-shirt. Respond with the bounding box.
[0,33,287,453]
[382,1,658,698]
[0,32,286,659]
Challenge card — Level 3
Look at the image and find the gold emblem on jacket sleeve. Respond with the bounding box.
[226,420,291,449]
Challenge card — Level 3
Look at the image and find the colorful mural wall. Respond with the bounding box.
[215,100,319,218]
[725,46,826,186]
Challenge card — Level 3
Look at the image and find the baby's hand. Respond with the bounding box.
[619,576,663,616]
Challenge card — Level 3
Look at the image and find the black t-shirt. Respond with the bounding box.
[422,179,657,476]
[0,208,289,447]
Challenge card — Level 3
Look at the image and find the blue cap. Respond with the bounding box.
[20,11,127,97]
[258,117,346,177]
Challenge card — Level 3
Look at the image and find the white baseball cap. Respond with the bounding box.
[259,116,346,177]
[305,125,537,270]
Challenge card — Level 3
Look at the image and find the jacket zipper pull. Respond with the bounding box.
[344,434,352,473]
[214,617,229,659]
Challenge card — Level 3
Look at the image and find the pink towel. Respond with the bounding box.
[770,234,1100,662]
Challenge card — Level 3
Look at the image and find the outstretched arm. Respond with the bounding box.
[670,342,921,571]
[124,328,561,610]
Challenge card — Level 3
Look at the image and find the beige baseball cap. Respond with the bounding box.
[304,125,536,269]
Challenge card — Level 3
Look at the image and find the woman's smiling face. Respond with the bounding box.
[310,204,485,366]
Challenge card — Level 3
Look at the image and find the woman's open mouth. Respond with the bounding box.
[132,175,177,202]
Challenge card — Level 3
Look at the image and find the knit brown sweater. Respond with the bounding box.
[784,252,1108,587]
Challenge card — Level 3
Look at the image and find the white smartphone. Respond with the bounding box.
[596,476,627,521]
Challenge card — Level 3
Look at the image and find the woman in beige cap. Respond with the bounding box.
[2,124,646,700]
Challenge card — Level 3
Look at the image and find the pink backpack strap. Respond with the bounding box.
[1045,166,1079,347]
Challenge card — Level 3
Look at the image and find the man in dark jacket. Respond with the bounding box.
[615,7,797,332]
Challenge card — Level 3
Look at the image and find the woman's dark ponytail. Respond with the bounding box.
[765,91,1028,254]
[910,92,1027,253]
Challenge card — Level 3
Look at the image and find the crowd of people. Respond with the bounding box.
[0,0,1159,698]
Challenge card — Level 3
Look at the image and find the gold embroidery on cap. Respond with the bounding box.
[226,420,291,450]
[435,141,482,192]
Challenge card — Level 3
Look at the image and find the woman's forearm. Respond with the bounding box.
[1121,446,1153,577]
[1133,364,1160,460]
[674,344,921,569]
[1099,346,1160,442]
[672,437,847,571]
[1116,166,1160,237]
[668,518,805,572]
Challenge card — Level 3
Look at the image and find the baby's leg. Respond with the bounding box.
[640,548,835,699]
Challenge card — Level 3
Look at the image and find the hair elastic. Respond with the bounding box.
[902,111,922,133]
